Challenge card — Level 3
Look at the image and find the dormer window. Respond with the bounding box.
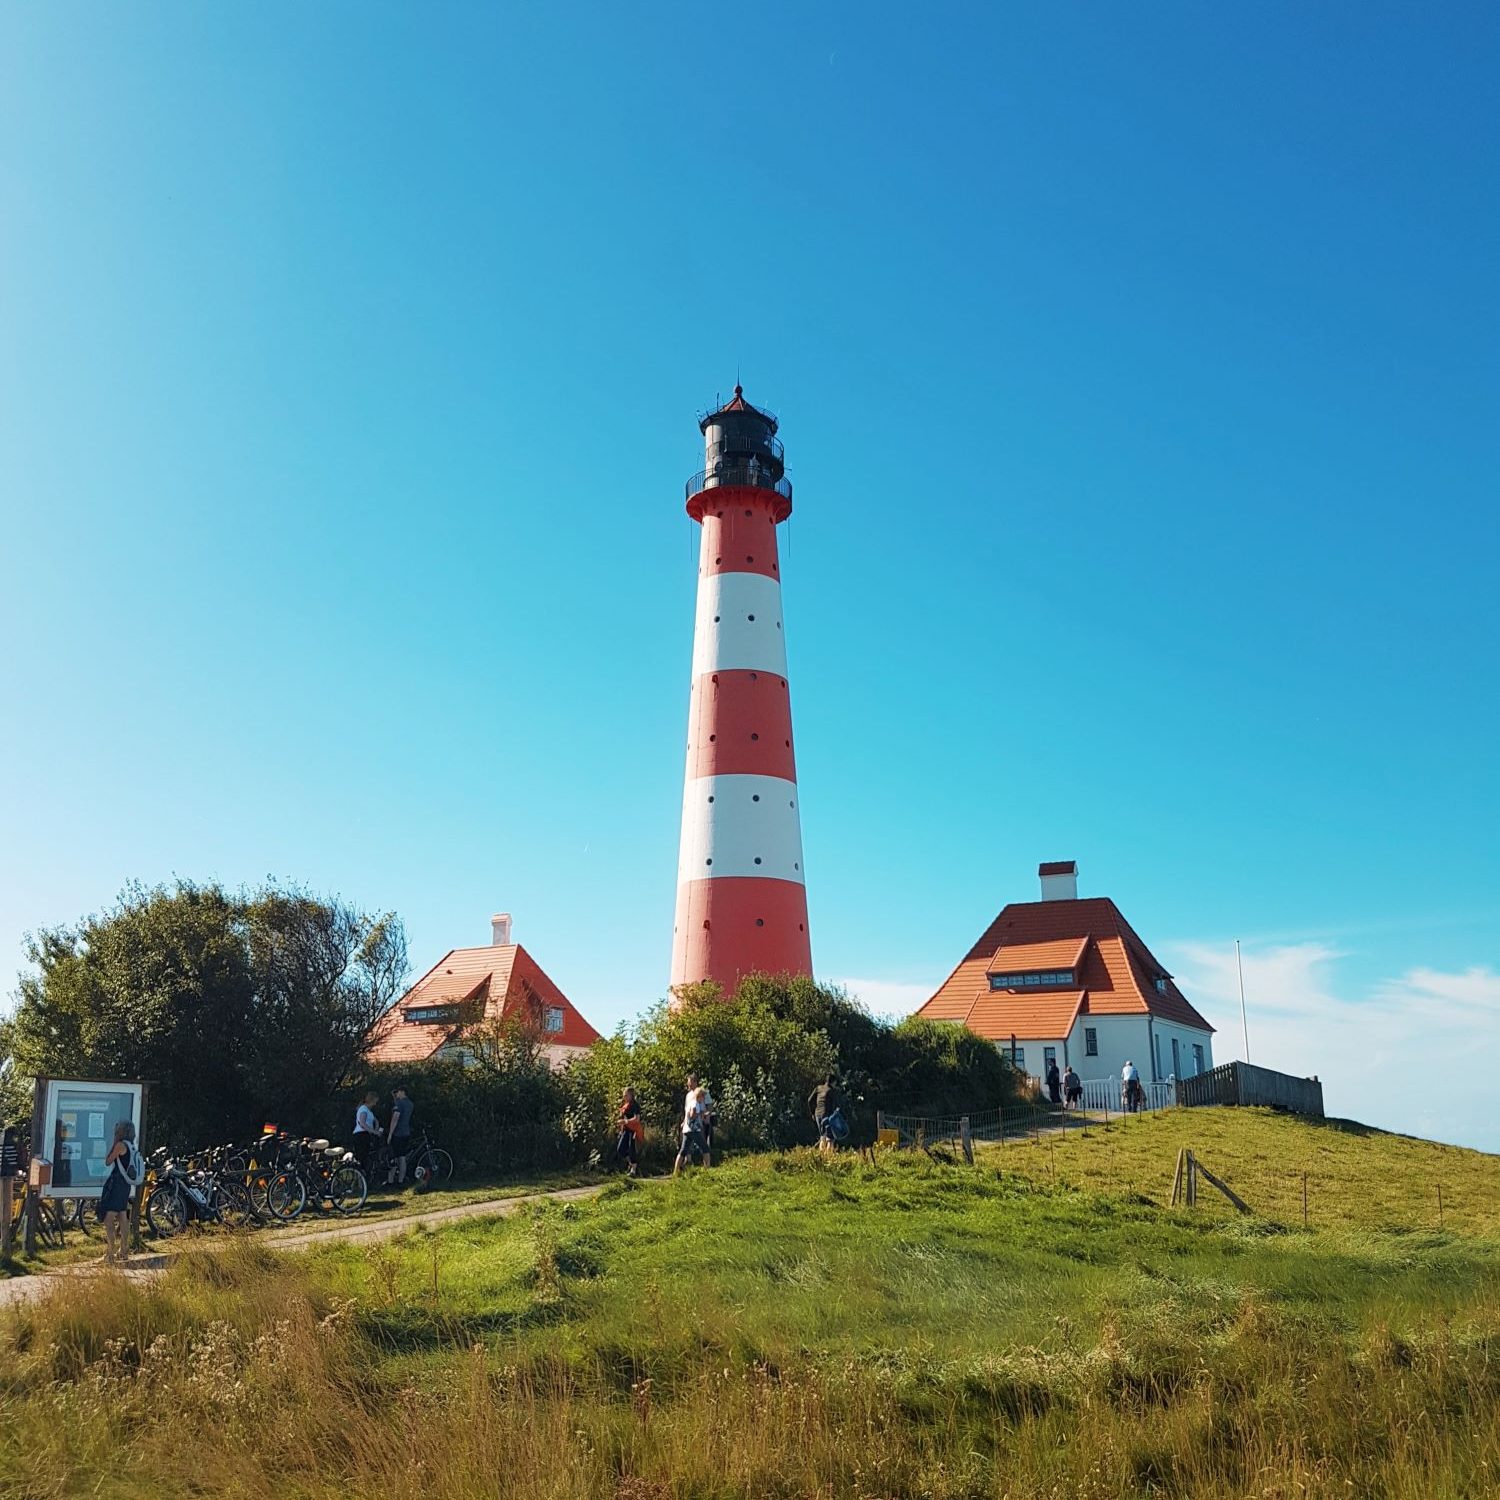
[405,1004,463,1025]
[1154,977,1168,994]
[544,1006,565,1034]
[989,969,1075,991]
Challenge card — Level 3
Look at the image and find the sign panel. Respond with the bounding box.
[38,1079,145,1199]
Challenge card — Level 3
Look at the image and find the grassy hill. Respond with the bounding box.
[993,1104,1500,1235]
[2,1109,1498,1498]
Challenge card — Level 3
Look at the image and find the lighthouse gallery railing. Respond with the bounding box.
[684,464,794,505]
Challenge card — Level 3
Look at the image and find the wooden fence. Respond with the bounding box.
[1176,1061,1324,1118]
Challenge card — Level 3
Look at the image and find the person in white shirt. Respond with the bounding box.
[687,1073,715,1167]
[673,1087,709,1177]
[1121,1061,1142,1113]
[352,1092,381,1175]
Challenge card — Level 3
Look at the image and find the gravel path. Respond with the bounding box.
[0,1182,606,1309]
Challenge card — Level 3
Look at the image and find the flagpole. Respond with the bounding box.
[1235,938,1251,1062]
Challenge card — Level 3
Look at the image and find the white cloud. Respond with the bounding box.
[1165,940,1500,1152]
[827,976,936,1024]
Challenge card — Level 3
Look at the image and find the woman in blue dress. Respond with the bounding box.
[98,1120,139,1266]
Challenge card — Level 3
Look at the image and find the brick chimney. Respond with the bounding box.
[1038,861,1078,901]
[490,912,513,946]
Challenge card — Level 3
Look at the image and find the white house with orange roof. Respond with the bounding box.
[366,913,601,1071]
[914,862,1214,1090]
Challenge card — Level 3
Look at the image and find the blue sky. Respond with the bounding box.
[2,5,1496,1147]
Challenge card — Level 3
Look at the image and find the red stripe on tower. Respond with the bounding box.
[670,387,812,999]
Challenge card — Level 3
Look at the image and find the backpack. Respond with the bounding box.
[117,1143,146,1188]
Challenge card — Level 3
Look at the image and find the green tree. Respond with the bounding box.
[1,881,407,1146]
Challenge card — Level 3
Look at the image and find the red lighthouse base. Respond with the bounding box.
[672,875,811,997]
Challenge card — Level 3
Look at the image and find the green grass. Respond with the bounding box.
[1,1112,1498,1498]
[992,1106,1500,1234]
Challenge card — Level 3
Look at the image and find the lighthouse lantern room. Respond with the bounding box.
[670,388,812,997]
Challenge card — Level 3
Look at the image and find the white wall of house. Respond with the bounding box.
[996,1015,1213,1088]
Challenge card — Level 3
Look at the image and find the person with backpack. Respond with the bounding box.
[98,1120,142,1266]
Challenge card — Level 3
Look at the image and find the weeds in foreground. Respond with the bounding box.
[0,1149,1498,1499]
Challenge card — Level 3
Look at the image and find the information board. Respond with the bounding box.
[38,1079,145,1199]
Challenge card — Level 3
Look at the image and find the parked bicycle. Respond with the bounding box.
[144,1149,255,1237]
[265,1137,366,1222]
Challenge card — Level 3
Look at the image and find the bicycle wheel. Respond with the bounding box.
[213,1180,256,1230]
[412,1148,453,1193]
[265,1172,307,1222]
[146,1183,188,1239]
[327,1165,367,1216]
[67,1197,98,1235]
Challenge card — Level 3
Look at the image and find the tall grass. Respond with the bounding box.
[2,1140,1499,1498]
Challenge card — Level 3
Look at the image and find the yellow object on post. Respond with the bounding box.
[877,1128,900,1147]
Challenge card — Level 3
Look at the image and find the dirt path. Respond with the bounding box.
[0,1182,606,1310]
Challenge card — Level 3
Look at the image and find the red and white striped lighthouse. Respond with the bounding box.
[670,388,812,997]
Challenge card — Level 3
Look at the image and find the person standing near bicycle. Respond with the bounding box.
[386,1085,414,1185]
[98,1120,142,1266]
[352,1091,381,1176]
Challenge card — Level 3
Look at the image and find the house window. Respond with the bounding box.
[1171,1037,1180,1079]
[544,1006,565,1035]
[989,969,1075,991]
[1043,1046,1056,1071]
[1153,1033,1163,1080]
[1084,1027,1098,1057]
[1155,977,1168,994]
[1001,1044,1025,1072]
[405,1005,461,1025]
[1192,1043,1204,1075]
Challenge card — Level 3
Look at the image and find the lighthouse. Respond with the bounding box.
[670,388,812,997]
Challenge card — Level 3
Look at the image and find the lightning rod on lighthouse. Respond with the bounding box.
[671,387,812,998]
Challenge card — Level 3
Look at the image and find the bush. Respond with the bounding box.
[561,973,1023,1156]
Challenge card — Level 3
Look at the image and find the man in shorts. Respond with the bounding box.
[386,1086,414,1184]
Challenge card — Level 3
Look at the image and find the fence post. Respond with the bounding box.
[1437,1183,1444,1226]
[876,1109,884,1137]
[960,1116,973,1166]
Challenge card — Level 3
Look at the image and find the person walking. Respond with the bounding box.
[1122,1060,1141,1113]
[808,1074,841,1150]
[386,1085,414,1185]
[352,1091,381,1174]
[1063,1064,1083,1109]
[615,1087,643,1176]
[0,1124,20,1256]
[98,1120,142,1267]
[673,1086,709,1177]
[688,1074,715,1167]
[1045,1057,1062,1105]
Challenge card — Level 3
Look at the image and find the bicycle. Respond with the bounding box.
[405,1128,453,1194]
[265,1138,365,1221]
[144,1153,254,1237]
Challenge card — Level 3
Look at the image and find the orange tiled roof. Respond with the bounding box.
[985,937,1089,975]
[918,896,1213,1041]
[366,943,602,1065]
[966,989,1087,1038]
